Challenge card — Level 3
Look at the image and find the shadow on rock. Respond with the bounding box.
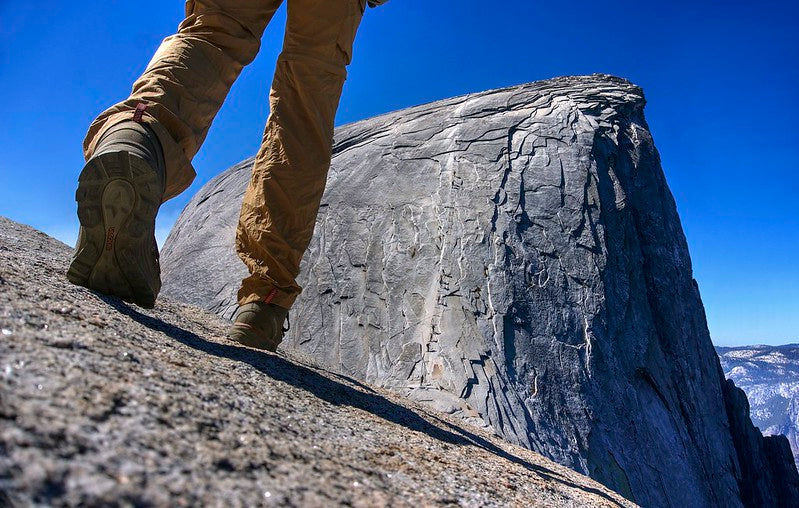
[100,296,625,507]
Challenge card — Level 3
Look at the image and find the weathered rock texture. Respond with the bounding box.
[160,74,799,507]
[722,379,799,506]
[0,216,634,507]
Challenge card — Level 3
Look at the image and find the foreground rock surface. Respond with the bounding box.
[161,74,799,506]
[0,217,633,507]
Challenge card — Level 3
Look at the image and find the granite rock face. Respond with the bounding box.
[722,379,799,506]
[161,74,799,506]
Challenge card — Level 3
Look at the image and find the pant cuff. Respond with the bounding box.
[83,106,196,202]
[237,283,298,311]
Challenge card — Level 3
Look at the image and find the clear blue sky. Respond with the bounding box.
[1,1,797,346]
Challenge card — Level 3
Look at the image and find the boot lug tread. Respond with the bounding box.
[67,150,162,309]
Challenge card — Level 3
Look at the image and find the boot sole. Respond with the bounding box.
[66,151,161,308]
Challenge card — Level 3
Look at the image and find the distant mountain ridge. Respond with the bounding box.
[717,344,799,466]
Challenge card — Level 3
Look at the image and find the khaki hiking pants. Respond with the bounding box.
[83,0,366,310]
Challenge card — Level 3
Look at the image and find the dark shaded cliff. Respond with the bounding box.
[161,74,798,507]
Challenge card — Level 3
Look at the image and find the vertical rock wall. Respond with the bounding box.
[161,75,798,506]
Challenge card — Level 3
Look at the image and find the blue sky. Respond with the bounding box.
[1,0,797,346]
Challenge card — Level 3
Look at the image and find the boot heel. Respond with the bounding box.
[67,151,162,308]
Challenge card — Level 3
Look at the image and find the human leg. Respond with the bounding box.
[69,0,283,307]
[83,0,285,200]
[235,0,366,313]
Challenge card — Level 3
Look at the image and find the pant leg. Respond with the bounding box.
[236,0,366,310]
[83,0,283,201]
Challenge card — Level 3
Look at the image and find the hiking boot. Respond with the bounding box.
[229,302,289,352]
[66,120,165,308]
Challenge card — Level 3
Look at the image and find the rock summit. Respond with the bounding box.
[160,74,799,507]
